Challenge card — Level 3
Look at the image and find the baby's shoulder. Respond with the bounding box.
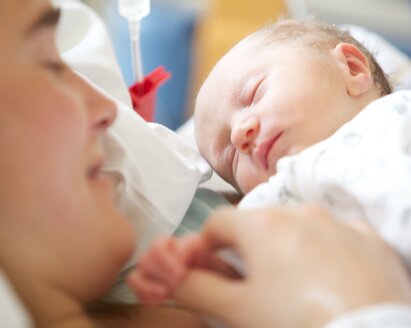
[370,90,411,110]
[355,90,411,122]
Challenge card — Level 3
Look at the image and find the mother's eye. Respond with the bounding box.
[43,60,68,76]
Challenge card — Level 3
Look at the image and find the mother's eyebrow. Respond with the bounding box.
[26,7,61,37]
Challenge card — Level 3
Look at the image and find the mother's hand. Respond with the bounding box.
[174,206,411,328]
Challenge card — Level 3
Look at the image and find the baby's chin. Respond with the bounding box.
[238,175,272,194]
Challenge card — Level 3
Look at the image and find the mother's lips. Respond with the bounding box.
[88,157,104,179]
[255,132,283,170]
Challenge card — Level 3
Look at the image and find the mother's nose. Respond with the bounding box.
[231,116,260,153]
[85,81,117,132]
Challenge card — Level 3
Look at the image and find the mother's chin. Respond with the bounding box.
[74,211,136,304]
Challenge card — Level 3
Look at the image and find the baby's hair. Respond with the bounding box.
[249,19,392,96]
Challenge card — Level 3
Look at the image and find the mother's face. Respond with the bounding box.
[0,0,134,300]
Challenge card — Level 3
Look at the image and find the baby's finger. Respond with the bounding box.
[138,238,184,287]
[126,270,169,305]
[152,237,185,280]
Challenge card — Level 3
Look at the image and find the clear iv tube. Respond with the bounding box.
[129,21,144,82]
[118,0,151,82]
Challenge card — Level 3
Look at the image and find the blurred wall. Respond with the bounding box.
[82,0,208,130]
[82,0,287,127]
[76,1,411,127]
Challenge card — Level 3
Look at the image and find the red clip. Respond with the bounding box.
[128,66,171,122]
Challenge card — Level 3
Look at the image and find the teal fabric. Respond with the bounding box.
[102,188,230,304]
[174,188,230,236]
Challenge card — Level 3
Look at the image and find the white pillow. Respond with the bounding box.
[0,271,32,327]
[57,1,211,270]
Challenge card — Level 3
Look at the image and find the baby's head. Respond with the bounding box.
[194,19,391,194]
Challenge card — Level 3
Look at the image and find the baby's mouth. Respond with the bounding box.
[256,132,283,170]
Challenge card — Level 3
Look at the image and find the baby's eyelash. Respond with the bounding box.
[249,79,265,106]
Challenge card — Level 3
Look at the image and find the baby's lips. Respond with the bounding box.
[255,132,283,170]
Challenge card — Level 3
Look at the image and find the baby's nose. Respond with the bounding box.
[231,116,260,153]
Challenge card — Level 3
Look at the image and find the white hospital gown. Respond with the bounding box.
[240,90,411,270]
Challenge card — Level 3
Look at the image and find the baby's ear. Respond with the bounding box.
[332,42,373,97]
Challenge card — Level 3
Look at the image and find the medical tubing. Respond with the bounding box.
[129,20,144,82]
[118,0,150,82]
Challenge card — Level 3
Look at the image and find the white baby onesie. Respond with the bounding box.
[239,90,411,269]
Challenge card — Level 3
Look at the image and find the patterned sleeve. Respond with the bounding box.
[240,91,411,271]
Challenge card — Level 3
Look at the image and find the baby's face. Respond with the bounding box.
[195,39,364,193]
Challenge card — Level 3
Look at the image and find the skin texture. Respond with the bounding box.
[128,206,411,328]
[0,0,205,327]
[194,36,380,193]
[0,0,135,325]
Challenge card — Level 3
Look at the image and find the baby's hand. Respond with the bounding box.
[126,234,242,306]
[126,236,187,305]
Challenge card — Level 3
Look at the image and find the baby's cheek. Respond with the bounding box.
[236,166,268,194]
